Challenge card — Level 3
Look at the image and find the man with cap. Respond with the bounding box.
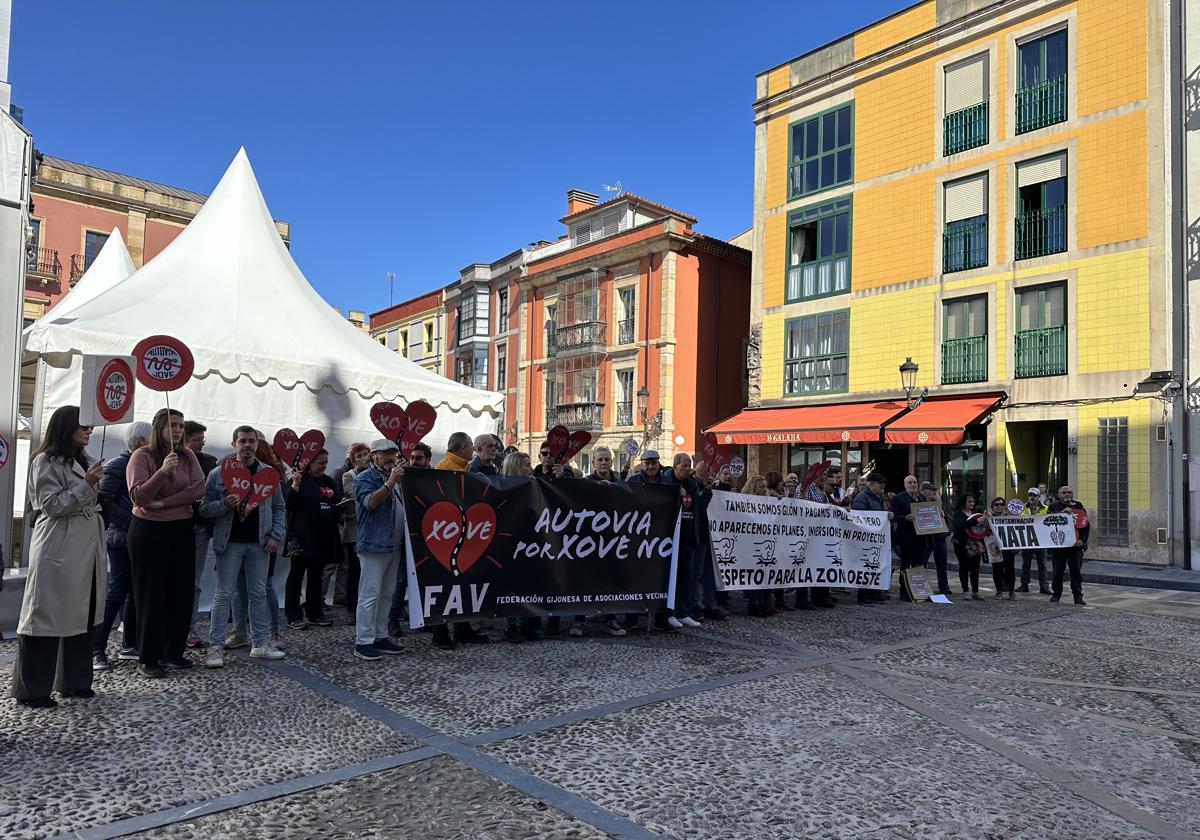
[1019,487,1051,595]
[852,472,893,603]
[351,439,407,661]
[919,481,951,597]
[1047,485,1089,605]
[627,450,676,630]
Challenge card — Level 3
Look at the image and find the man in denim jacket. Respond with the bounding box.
[352,439,407,661]
[199,425,285,666]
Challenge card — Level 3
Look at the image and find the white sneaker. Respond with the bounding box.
[679,616,702,628]
[604,619,627,637]
[666,616,684,629]
[224,631,250,650]
[569,625,584,637]
[250,645,285,660]
[205,648,225,669]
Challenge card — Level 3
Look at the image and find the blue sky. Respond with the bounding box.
[12,1,911,315]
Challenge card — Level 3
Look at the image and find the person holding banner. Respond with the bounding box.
[987,497,1017,600]
[920,482,952,597]
[1019,487,1052,595]
[851,473,892,604]
[533,444,569,481]
[503,451,533,478]
[284,449,344,629]
[629,451,681,629]
[801,467,841,609]
[352,440,408,660]
[126,408,205,678]
[436,432,473,472]
[11,406,107,707]
[201,426,286,667]
[468,435,499,476]
[93,421,150,671]
[570,447,630,637]
[951,495,986,600]
[690,461,726,622]
[1048,486,1089,605]
[410,442,433,469]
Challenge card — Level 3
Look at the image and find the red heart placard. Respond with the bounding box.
[220,459,279,516]
[559,430,591,464]
[297,430,325,473]
[220,458,252,505]
[401,400,437,458]
[242,466,280,516]
[421,500,497,576]
[702,432,719,468]
[545,425,570,460]
[371,402,407,443]
[272,428,300,468]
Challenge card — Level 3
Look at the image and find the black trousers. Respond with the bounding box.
[1051,547,1084,599]
[991,556,1016,593]
[94,540,137,653]
[954,542,980,592]
[128,517,194,667]
[1021,549,1048,587]
[286,551,328,622]
[12,567,97,700]
[342,542,361,616]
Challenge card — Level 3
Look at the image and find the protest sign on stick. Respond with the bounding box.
[401,400,437,458]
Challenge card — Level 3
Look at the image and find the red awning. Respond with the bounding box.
[883,393,1005,445]
[707,401,908,445]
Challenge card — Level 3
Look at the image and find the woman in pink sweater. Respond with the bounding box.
[125,408,205,678]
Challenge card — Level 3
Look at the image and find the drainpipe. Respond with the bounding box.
[1171,0,1191,569]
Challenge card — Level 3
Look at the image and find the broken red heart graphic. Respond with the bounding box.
[297,429,325,472]
[421,500,496,576]
[220,458,252,505]
[401,400,437,458]
[272,428,300,467]
[545,425,570,460]
[241,466,280,516]
[371,402,407,443]
[702,432,718,466]
[560,430,591,464]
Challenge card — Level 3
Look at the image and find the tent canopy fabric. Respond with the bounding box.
[24,228,134,333]
[707,401,907,444]
[882,393,1004,445]
[25,148,500,417]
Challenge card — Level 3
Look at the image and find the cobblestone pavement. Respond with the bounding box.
[1,585,1198,840]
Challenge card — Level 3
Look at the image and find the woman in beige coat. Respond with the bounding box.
[12,405,106,708]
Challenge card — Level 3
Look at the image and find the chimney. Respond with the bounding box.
[566,188,599,216]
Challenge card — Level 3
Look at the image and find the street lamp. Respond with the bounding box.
[899,357,926,408]
[636,386,663,449]
[636,386,649,416]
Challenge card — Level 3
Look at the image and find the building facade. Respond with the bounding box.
[25,154,290,325]
[724,0,1173,563]
[369,288,446,376]
[515,190,751,474]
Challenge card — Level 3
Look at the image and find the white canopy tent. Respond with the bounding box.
[26,227,136,332]
[23,149,502,462]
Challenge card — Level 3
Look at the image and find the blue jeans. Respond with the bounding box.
[232,555,280,636]
[94,540,136,653]
[210,542,271,649]
[357,550,400,646]
[191,525,212,640]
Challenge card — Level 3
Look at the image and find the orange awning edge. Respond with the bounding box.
[882,393,1005,445]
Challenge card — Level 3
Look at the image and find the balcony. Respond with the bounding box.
[28,247,62,280]
[943,216,988,273]
[1014,205,1066,261]
[616,402,633,427]
[1014,325,1067,378]
[944,101,988,156]
[617,318,635,345]
[1016,75,1067,134]
[546,401,606,431]
[70,253,90,283]
[941,335,988,384]
[548,320,606,358]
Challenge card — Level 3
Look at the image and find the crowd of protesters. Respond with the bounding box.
[10,403,1090,708]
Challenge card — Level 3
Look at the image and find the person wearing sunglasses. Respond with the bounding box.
[987,497,1017,600]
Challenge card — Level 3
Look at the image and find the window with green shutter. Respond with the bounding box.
[784,310,849,395]
[1014,283,1067,377]
[788,104,853,199]
[787,197,851,302]
[944,54,988,155]
[942,296,987,384]
[1016,29,1067,133]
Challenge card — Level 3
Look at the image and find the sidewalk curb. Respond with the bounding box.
[945,560,1200,593]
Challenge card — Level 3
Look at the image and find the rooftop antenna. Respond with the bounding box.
[602,180,624,196]
[386,271,396,307]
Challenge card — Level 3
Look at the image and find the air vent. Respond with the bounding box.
[1156,425,1167,442]
[1157,528,1168,545]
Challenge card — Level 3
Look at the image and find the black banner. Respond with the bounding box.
[402,470,679,626]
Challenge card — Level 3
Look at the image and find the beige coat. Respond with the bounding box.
[18,453,107,637]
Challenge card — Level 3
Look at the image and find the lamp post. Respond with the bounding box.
[636,385,663,449]
[899,357,926,408]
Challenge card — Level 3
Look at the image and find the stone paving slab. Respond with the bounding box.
[279,623,774,738]
[882,671,1200,837]
[486,664,1157,840]
[0,650,416,840]
[132,756,607,840]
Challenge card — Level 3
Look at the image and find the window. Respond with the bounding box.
[1097,417,1128,546]
[386,328,399,351]
[787,198,850,302]
[572,209,625,245]
[944,54,988,155]
[943,174,988,273]
[457,349,488,389]
[617,287,636,344]
[497,288,509,330]
[789,104,853,199]
[495,344,507,391]
[423,322,434,353]
[616,369,635,426]
[942,297,987,384]
[1016,29,1067,133]
[1015,283,1066,377]
[784,310,849,395]
[399,330,408,357]
[30,218,40,253]
[1015,155,1067,260]
[457,295,475,342]
[84,230,108,271]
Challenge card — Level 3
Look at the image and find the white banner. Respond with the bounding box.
[987,514,1077,551]
[706,490,892,591]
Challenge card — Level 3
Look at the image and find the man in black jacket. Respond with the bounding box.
[1048,485,1089,605]
[852,472,893,603]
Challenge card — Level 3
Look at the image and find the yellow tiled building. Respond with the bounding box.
[730,0,1173,563]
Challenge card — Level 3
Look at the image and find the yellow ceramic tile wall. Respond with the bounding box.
[853,172,936,289]
[854,1,935,60]
[855,61,934,181]
[1076,112,1148,249]
[1077,0,1147,117]
[762,213,787,310]
[760,312,786,401]
[1075,399,1151,509]
[1074,249,1150,373]
[848,286,937,392]
[765,117,789,213]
